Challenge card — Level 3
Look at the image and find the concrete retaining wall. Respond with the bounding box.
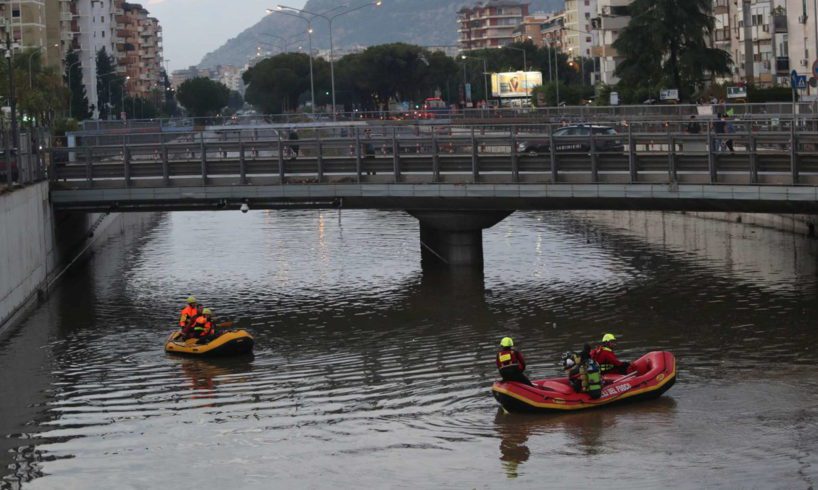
[0,182,151,334]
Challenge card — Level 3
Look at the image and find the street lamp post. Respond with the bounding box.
[268,8,316,111]
[461,54,489,109]
[274,1,383,120]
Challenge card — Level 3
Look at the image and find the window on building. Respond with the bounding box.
[12,9,19,18]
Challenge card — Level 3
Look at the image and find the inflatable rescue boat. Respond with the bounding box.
[164,330,254,356]
[492,351,676,413]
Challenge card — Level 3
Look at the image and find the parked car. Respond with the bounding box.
[517,124,624,157]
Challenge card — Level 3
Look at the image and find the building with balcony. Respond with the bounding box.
[591,0,631,85]
[511,13,552,46]
[540,11,566,51]
[0,0,47,59]
[115,2,163,98]
[457,1,529,52]
[564,0,597,59]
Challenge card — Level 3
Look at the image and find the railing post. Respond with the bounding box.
[707,122,716,184]
[748,130,758,184]
[590,127,598,183]
[354,127,362,183]
[161,142,170,186]
[668,133,676,183]
[277,131,284,184]
[471,127,479,183]
[200,132,207,185]
[511,126,519,183]
[432,129,440,183]
[549,124,557,183]
[790,122,799,184]
[239,142,247,185]
[85,146,93,187]
[317,130,324,183]
[392,127,400,182]
[627,123,636,183]
[123,146,131,188]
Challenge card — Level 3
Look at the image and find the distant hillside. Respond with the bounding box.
[199,0,563,68]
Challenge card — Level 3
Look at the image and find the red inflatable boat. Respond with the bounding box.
[492,351,676,413]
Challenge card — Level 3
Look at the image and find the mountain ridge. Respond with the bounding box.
[198,0,563,68]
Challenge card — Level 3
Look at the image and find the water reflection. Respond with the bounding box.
[1,209,817,488]
[494,397,679,479]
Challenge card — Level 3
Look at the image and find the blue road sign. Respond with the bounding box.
[797,76,808,90]
[791,69,799,88]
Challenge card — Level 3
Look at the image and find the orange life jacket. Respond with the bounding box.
[193,316,213,336]
[179,305,198,327]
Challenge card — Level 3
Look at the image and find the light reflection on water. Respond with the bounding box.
[1,209,817,489]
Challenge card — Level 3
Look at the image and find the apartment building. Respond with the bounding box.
[540,11,567,50]
[512,13,552,46]
[115,2,163,98]
[0,0,47,56]
[591,0,630,84]
[563,0,597,58]
[457,0,529,51]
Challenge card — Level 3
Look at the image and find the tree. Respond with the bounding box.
[96,48,126,120]
[1,49,67,126]
[176,77,230,117]
[64,50,90,120]
[613,0,731,100]
[243,53,328,113]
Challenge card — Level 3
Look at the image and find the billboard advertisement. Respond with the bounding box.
[491,71,543,98]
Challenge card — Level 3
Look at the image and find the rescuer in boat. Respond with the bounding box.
[591,334,630,375]
[179,296,199,329]
[181,303,205,339]
[192,308,217,343]
[562,344,602,399]
[496,337,533,386]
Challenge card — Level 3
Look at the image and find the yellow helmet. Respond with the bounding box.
[202,308,212,315]
[500,337,514,348]
[602,333,616,343]
[186,296,197,304]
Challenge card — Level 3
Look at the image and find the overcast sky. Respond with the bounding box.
[145,0,307,72]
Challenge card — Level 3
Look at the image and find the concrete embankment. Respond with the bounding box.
[0,182,155,334]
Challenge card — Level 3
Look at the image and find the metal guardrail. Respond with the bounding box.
[76,102,818,130]
[48,122,818,188]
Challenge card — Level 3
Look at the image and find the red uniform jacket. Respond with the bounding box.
[496,349,526,371]
[591,347,624,371]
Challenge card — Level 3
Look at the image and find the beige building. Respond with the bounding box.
[0,1,48,59]
[457,0,529,51]
[564,0,597,59]
[591,0,631,85]
[512,13,552,46]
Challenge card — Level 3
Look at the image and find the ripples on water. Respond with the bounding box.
[1,210,817,488]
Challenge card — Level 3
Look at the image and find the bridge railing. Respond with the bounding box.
[47,122,818,188]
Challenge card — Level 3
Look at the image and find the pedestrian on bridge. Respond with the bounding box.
[288,128,299,160]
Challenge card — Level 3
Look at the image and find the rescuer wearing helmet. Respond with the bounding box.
[193,308,215,342]
[591,333,630,374]
[563,344,602,399]
[496,337,533,386]
[179,296,198,329]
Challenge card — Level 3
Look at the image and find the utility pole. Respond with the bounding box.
[742,0,754,83]
[4,31,18,148]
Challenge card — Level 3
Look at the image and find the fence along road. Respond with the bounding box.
[48,119,818,214]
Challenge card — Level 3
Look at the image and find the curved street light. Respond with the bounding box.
[274,1,383,119]
[267,8,316,111]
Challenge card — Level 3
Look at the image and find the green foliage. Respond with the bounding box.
[243,53,326,113]
[64,50,90,120]
[176,77,230,117]
[613,0,732,101]
[531,82,595,107]
[0,49,68,126]
[96,48,127,120]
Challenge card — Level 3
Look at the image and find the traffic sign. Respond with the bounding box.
[797,75,808,89]
[811,77,818,88]
[812,60,818,78]
[791,69,799,88]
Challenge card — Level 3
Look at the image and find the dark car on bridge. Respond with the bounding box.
[518,124,624,157]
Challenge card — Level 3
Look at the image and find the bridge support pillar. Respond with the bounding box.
[408,211,512,268]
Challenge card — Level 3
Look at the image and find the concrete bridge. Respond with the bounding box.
[47,121,818,266]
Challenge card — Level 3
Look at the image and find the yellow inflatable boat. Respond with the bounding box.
[164,330,254,356]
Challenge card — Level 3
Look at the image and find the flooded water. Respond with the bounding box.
[1,209,817,488]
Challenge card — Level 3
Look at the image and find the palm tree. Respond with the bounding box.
[613,0,731,100]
